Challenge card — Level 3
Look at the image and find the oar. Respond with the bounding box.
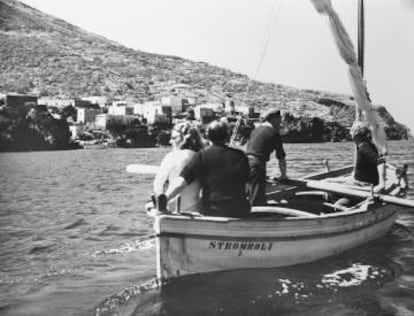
[126,164,160,174]
[285,178,414,208]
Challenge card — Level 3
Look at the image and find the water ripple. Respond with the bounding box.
[64,218,89,230]
[0,142,412,315]
[93,236,155,257]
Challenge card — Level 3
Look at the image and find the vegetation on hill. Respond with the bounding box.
[0,0,409,150]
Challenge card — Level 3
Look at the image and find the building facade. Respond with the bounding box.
[77,108,102,124]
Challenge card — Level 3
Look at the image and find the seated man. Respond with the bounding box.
[165,120,250,218]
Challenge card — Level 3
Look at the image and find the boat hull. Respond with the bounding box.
[155,203,398,282]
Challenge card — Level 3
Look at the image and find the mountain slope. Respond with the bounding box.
[0,0,408,138]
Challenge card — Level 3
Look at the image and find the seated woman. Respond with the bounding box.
[350,121,386,191]
[334,122,386,208]
[153,122,204,213]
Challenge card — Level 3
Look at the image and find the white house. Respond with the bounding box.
[196,103,224,113]
[143,105,169,124]
[235,105,255,116]
[108,105,134,116]
[38,97,74,108]
[139,102,173,124]
[225,99,236,113]
[81,96,107,108]
[95,114,109,129]
[69,124,83,139]
[161,96,184,114]
[194,106,216,124]
[77,108,101,124]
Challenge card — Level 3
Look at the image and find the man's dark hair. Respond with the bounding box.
[207,120,228,144]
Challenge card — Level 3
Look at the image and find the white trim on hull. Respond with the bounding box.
[155,203,398,282]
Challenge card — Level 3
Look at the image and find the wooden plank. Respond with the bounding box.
[303,165,353,180]
[266,165,353,199]
[126,163,160,174]
[307,180,414,208]
[285,178,414,209]
[251,206,318,218]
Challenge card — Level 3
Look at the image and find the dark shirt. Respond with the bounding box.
[180,144,250,217]
[246,125,286,162]
[354,140,384,185]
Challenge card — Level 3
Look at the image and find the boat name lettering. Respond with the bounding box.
[208,241,273,251]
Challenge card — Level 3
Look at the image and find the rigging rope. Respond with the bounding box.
[229,0,285,146]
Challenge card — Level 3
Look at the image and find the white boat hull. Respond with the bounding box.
[155,203,398,282]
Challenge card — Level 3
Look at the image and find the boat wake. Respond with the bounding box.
[270,263,388,302]
[321,263,383,288]
[93,235,155,257]
[92,278,160,316]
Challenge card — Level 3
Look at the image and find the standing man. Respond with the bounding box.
[246,108,287,206]
[165,120,250,218]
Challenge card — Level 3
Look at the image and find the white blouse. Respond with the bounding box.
[153,149,201,213]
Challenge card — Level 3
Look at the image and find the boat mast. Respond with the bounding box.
[356,0,364,121]
[357,0,365,77]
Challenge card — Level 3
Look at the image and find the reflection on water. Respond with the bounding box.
[0,141,413,315]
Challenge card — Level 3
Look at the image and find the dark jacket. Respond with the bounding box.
[354,140,384,185]
[246,125,286,162]
[180,144,250,217]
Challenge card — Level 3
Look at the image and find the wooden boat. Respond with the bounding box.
[131,0,414,283]
[153,164,410,282]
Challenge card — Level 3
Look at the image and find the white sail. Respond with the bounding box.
[311,0,387,154]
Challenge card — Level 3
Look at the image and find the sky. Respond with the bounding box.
[23,0,414,133]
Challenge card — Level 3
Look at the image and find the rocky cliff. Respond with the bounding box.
[0,0,409,145]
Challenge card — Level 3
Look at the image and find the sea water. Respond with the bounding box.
[0,141,413,315]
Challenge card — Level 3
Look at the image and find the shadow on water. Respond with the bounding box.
[92,223,413,316]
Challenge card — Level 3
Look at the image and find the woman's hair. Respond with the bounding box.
[173,122,204,152]
[350,121,371,140]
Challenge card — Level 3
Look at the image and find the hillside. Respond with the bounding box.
[0,0,408,140]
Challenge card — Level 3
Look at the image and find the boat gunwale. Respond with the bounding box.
[156,199,388,223]
[156,211,396,241]
[155,203,398,240]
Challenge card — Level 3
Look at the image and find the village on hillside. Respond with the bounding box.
[2,87,410,152]
[0,91,259,150]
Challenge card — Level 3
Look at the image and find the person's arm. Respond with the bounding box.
[166,176,187,201]
[278,158,287,179]
[274,133,287,179]
[166,150,201,201]
[153,153,172,195]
